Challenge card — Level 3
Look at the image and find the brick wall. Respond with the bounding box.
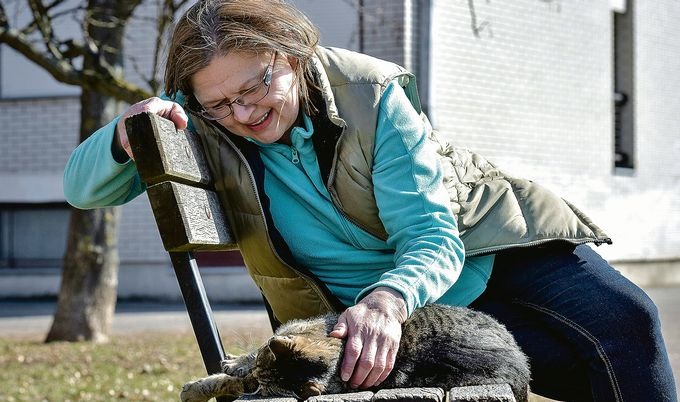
[361,0,407,67]
[118,194,168,263]
[0,97,80,173]
[428,0,680,262]
[430,0,612,179]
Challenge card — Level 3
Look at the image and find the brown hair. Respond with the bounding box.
[164,0,321,115]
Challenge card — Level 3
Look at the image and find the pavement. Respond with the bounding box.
[0,287,678,394]
[0,300,272,338]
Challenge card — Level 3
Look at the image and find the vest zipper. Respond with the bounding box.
[215,130,336,313]
[464,236,612,257]
[291,147,300,164]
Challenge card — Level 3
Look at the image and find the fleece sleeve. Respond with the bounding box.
[63,116,146,209]
[354,81,466,315]
[63,92,195,209]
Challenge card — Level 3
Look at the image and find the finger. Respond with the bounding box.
[119,134,133,159]
[349,340,377,389]
[360,343,389,388]
[167,102,188,130]
[329,318,348,339]
[341,335,362,383]
[143,98,188,128]
[375,345,397,386]
[115,119,134,160]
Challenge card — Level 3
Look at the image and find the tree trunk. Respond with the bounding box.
[46,0,130,343]
[46,207,120,343]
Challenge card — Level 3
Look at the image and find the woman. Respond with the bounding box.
[63,0,677,400]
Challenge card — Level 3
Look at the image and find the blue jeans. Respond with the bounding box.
[470,244,677,402]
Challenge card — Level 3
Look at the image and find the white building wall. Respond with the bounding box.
[612,0,680,261]
[429,0,680,269]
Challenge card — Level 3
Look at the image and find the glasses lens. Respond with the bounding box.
[203,105,232,120]
[239,81,270,106]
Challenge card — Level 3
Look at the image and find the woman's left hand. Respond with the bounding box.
[329,287,407,389]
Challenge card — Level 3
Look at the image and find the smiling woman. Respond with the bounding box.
[164,0,321,119]
[62,0,677,400]
[190,52,276,121]
[188,51,300,145]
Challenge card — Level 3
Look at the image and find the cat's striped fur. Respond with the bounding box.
[180,304,530,402]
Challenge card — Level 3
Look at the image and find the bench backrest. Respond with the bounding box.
[126,112,236,397]
[126,112,236,252]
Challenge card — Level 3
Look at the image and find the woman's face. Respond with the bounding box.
[190,51,300,144]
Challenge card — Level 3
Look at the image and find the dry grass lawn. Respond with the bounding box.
[0,328,558,401]
[0,327,270,402]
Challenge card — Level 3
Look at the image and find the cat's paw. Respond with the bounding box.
[179,380,209,402]
[222,352,241,361]
[221,356,249,377]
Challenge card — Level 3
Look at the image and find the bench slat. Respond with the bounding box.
[126,111,235,401]
[306,392,374,402]
[147,181,236,251]
[448,384,516,402]
[127,112,213,187]
[236,385,515,402]
[373,388,445,402]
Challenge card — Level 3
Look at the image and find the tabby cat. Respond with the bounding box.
[180,304,530,402]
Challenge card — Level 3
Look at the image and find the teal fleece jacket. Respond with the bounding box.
[63,82,494,315]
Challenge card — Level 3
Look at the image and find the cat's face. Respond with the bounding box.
[251,334,344,399]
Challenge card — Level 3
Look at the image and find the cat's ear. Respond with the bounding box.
[299,380,325,399]
[267,335,295,359]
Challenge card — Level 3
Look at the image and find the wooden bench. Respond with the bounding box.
[125,112,517,402]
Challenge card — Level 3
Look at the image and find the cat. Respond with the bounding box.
[180,304,530,402]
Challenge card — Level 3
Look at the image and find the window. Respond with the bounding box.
[0,204,70,269]
[612,1,635,169]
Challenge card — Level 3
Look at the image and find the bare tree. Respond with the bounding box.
[0,0,190,342]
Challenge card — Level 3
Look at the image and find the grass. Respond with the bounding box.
[0,328,270,402]
[0,327,558,402]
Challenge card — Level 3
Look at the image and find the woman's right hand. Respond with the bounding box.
[115,97,189,160]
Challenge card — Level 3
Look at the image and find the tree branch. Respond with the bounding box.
[27,0,63,59]
[0,25,151,103]
[0,2,8,29]
[0,0,167,103]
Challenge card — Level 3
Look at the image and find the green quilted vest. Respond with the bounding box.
[189,47,611,324]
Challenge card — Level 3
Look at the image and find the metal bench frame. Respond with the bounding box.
[125,112,517,402]
[127,112,234,401]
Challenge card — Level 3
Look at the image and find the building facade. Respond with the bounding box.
[1,0,678,301]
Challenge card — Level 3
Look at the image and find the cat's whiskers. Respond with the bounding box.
[222,329,268,355]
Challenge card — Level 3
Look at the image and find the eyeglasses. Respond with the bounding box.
[194,52,276,121]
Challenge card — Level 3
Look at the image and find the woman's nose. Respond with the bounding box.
[230,103,257,123]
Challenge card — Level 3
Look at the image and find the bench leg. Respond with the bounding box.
[170,252,231,402]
